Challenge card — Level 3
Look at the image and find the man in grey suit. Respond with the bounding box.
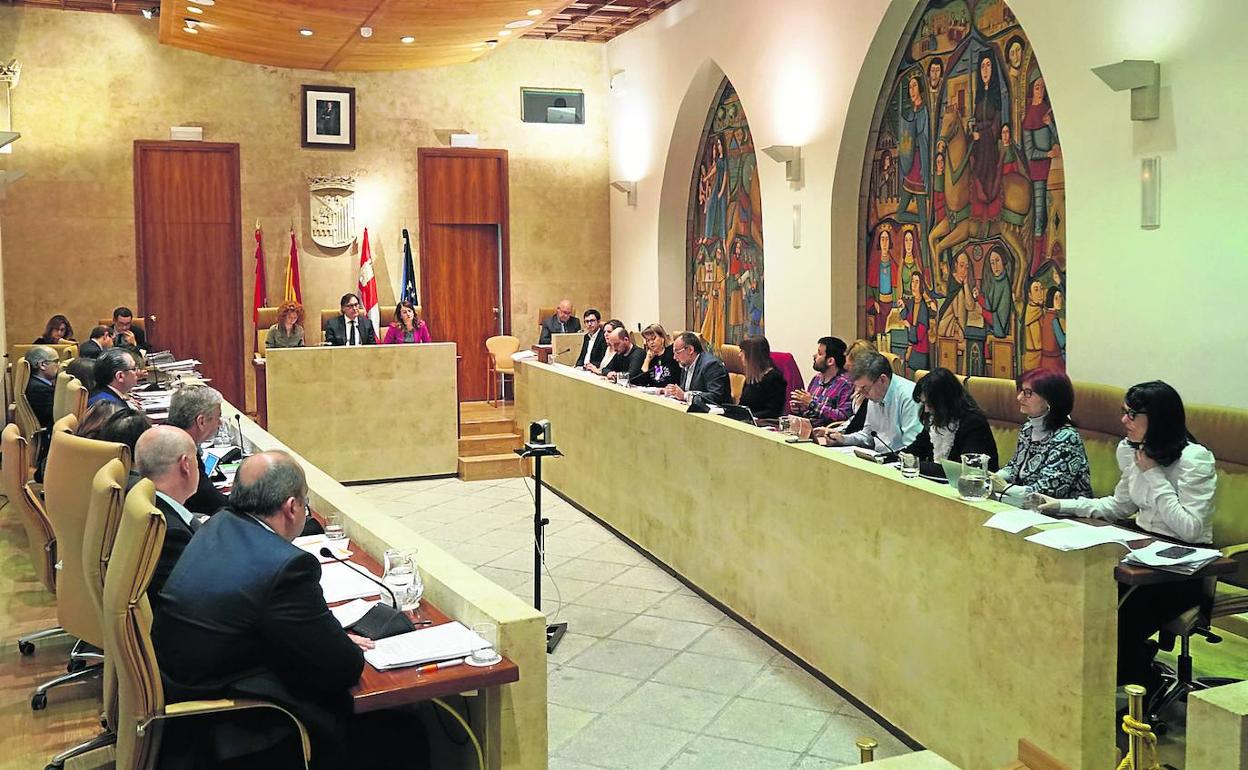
[664,332,732,405]
[323,293,377,346]
[538,299,581,344]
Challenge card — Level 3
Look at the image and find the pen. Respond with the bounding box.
[416,657,465,675]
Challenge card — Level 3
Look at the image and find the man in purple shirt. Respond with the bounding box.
[789,336,854,427]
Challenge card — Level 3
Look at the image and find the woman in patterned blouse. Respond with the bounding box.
[637,323,679,388]
[992,369,1092,499]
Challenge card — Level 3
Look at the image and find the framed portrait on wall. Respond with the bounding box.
[301,85,356,150]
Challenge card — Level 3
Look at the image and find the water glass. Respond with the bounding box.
[958,453,992,501]
[325,512,346,542]
[778,415,792,435]
[382,548,424,611]
[469,621,502,666]
[899,452,919,479]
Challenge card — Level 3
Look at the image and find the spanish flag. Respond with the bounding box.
[284,228,302,304]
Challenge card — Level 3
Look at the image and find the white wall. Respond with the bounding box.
[607,0,1248,409]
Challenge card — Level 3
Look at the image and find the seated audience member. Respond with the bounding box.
[737,336,786,419]
[789,337,854,427]
[34,314,75,344]
[66,356,96,391]
[89,349,141,409]
[135,426,201,606]
[992,369,1092,499]
[78,325,114,359]
[154,451,424,770]
[110,306,148,354]
[98,408,153,456]
[638,324,679,388]
[77,401,129,440]
[23,346,59,431]
[167,384,230,516]
[842,338,878,434]
[323,293,378,346]
[539,299,581,344]
[266,301,305,349]
[664,332,732,405]
[382,300,431,344]
[585,319,623,375]
[1034,381,1217,694]
[902,368,997,471]
[816,351,921,452]
[603,327,646,383]
[574,309,607,368]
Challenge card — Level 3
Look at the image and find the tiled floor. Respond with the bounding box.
[356,475,913,769]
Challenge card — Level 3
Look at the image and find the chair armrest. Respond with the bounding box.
[140,698,311,763]
[1220,543,1248,589]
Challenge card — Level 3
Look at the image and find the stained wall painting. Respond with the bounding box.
[863,0,1066,378]
[687,79,764,350]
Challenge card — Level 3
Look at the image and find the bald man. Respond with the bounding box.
[154,451,419,769]
[539,298,581,344]
[134,426,200,604]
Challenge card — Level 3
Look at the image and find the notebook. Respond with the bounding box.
[363,621,492,671]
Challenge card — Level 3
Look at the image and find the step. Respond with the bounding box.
[460,415,515,437]
[458,453,531,482]
[458,432,523,457]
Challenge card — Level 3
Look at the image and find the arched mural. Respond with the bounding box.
[863,0,1065,379]
[687,79,764,351]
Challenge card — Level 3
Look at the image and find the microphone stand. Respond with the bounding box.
[515,440,567,653]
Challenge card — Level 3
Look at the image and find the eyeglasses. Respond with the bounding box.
[1019,388,1035,398]
[1121,406,1146,420]
[304,500,313,518]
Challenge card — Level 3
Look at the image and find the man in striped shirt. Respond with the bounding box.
[789,337,855,427]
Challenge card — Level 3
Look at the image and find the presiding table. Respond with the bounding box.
[517,361,1124,770]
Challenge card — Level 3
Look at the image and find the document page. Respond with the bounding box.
[1024,521,1149,551]
[983,509,1057,534]
[364,621,491,670]
[319,561,382,604]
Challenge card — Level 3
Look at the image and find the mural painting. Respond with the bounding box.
[688,80,764,351]
[863,0,1066,379]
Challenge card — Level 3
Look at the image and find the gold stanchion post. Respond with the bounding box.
[1125,684,1146,770]
[856,737,878,763]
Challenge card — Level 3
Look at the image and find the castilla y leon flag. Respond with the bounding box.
[284,228,302,304]
[252,221,267,325]
[358,227,380,331]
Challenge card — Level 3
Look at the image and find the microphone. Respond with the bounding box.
[233,413,246,456]
[867,430,900,463]
[556,347,572,356]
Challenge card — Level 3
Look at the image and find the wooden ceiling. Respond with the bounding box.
[7,0,683,70]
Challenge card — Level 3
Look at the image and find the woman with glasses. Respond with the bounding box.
[991,368,1091,499]
[1033,381,1217,693]
[34,314,75,344]
[902,367,998,471]
[637,323,679,388]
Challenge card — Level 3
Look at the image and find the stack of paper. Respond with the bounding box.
[983,509,1057,534]
[319,561,382,603]
[294,534,352,563]
[1123,541,1222,574]
[364,621,491,670]
[1023,521,1150,551]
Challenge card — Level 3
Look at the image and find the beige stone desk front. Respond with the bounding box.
[516,360,1119,770]
[265,344,458,482]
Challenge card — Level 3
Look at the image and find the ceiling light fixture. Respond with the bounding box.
[299,28,314,37]
[505,19,535,29]
[359,26,373,38]
[185,6,201,14]
[183,25,199,34]
[183,18,201,28]
[187,0,214,5]
[498,30,512,37]
[527,8,542,16]
[400,36,415,44]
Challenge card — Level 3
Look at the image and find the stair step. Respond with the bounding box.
[460,416,515,437]
[458,432,523,457]
[458,453,531,482]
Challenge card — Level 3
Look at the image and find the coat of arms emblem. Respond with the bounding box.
[308,175,356,248]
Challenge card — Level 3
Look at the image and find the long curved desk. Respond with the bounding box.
[516,360,1119,770]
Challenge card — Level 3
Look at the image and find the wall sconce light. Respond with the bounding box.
[610,180,637,207]
[761,144,802,183]
[1140,156,1160,230]
[0,130,18,150]
[1091,60,1160,121]
[792,204,801,249]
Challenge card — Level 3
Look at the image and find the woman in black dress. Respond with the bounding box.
[638,323,679,388]
[737,335,786,419]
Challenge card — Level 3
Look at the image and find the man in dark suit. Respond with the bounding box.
[538,298,581,344]
[665,331,732,405]
[573,308,607,368]
[166,384,230,516]
[602,327,646,384]
[134,426,200,605]
[154,451,418,769]
[110,306,148,354]
[88,348,140,409]
[323,292,378,346]
[23,346,58,430]
[78,326,114,359]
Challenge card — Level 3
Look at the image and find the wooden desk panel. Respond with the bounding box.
[265,344,458,481]
[517,361,1119,770]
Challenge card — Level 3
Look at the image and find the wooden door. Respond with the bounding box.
[418,148,510,402]
[134,141,244,406]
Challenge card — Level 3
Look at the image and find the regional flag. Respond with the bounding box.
[358,227,380,331]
